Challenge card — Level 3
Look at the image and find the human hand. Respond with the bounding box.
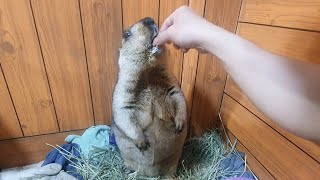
[153,6,214,53]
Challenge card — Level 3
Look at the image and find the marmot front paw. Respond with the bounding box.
[175,119,184,134]
[135,138,150,151]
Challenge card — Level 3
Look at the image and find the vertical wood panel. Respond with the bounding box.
[181,0,206,133]
[191,0,241,136]
[122,0,160,30]
[31,0,94,131]
[0,67,23,139]
[221,95,320,179]
[80,0,122,125]
[158,0,187,84]
[0,0,58,136]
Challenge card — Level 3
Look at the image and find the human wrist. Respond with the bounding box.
[197,22,226,54]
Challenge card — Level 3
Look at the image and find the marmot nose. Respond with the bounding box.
[141,17,155,26]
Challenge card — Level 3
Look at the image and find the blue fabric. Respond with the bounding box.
[65,125,115,157]
[219,152,255,180]
[42,143,82,180]
[109,128,117,147]
[41,125,117,179]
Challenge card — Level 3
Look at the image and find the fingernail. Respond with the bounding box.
[153,38,158,45]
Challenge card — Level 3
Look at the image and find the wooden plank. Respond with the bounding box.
[221,95,320,179]
[227,131,275,180]
[0,0,58,136]
[31,0,94,131]
[0,67,22,140]
[122,0,160,30]
[190,0,242,136]
[239,0,320,31]
[158,0,187,84]
[229,23,320,161]
[80,0,122,125]
[225,77,320,163]
[237,23,320,64]
[0,130,84,168]
[181,0,206,133]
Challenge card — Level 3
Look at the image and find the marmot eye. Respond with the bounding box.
[124,32,131,39]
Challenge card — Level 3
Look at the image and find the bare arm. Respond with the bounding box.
[154,6,320,143]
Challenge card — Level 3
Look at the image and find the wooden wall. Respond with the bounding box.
[1,1,319,178]
[0,0,236,168]
[221,0,320,179]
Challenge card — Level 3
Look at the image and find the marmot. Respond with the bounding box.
[111,17,188,178]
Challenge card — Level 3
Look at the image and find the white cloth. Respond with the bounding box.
[0,161,77,180]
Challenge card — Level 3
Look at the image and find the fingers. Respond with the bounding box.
[160,16,174,32]
[173,44,180,50]
[153,28,172,45]
[196,47,208,54]
[173,44,189,53]
[181,48,189,53]
[160,10,175,32]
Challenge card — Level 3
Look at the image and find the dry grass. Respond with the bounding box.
[47,127,253,180]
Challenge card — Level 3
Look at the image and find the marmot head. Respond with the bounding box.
[119,17,161,66]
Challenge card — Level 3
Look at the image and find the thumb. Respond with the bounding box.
[153,29,172,45]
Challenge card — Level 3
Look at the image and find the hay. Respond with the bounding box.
[178,131,238,180]
[47,127,253,180]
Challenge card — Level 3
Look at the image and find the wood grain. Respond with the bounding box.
[237,23,320,64]
[80,0,122,125]
[190,0,242,136]
[227,131,275,180]
[225,77,320,163]
[240,0,320,31]
[122,0,160,30]
[230,22,320,162]
[158,0,187,84]
[31,0,94,131]
[0,67,22,140]
[0,0,58,136]
[0,129,84,169]
[181,0,206,133]
[221,95,320,179]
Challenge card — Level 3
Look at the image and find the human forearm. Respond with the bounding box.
[154,6,320,142]
[204,25,320,142]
